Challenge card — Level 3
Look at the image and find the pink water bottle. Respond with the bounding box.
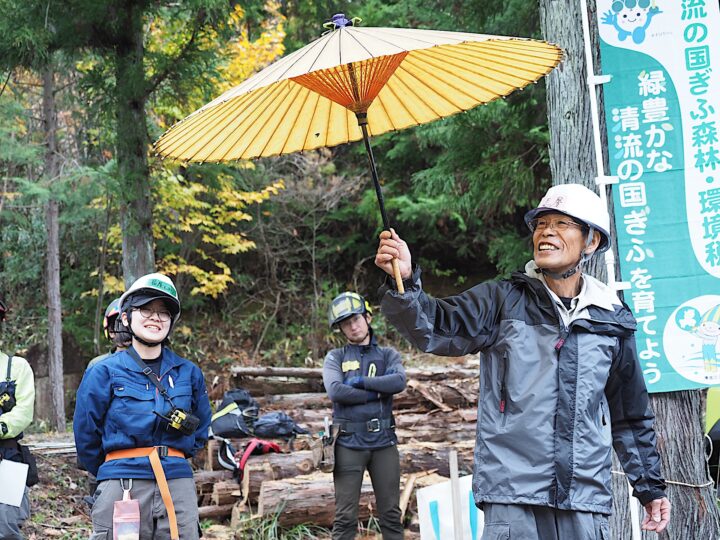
[113,479,140,540]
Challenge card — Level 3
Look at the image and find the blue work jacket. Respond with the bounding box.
[73,347,211,481]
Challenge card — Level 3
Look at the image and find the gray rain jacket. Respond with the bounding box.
[380,265,666,514]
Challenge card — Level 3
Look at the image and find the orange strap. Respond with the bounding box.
[105,446,185,461]
[105,446,182,540]
[148,449,179,540]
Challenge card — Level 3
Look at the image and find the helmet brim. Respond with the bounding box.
[331,313,357,328]
[124,292,181,317]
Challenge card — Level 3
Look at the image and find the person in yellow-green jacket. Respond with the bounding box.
[0,297,36,539]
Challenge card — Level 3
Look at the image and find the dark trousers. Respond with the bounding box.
[333,444,404,540]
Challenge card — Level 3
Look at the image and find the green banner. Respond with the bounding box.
[598,0,720,392]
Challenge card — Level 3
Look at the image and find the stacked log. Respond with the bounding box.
[257,473,374,527]
[195,362,479,523]
[237,441,474,503]
[254,379,477,411]
[231,365,477,396]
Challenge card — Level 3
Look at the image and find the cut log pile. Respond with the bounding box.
[194,362,480,529]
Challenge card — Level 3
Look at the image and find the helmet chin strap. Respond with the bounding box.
[535,226,596,281]
[125,313,164,348]
[133,334,163,348]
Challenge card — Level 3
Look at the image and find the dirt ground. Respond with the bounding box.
[20,353,460,538]
[21,433,240,540]
[20,433,420,540]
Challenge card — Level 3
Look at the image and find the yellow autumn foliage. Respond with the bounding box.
[95,2,287,299]
[98,170,284,298]
[151,170,285,297]
[217,3,286,92]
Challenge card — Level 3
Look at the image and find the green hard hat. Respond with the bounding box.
[119,273,181,325]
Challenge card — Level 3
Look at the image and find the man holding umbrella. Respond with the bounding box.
[375,184,670,538]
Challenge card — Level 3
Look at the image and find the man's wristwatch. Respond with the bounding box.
[0,422,8,435]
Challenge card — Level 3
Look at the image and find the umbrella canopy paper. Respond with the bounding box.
[155,19,562,162]
[154,15,563,290]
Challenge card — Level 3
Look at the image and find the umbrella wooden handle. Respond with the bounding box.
[392,259,405,294]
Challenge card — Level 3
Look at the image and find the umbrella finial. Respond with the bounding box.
[322,13,361,30]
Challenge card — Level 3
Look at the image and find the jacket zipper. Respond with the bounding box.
[545,288,566,507]
[362,348,383,418]
[499,354,508,427]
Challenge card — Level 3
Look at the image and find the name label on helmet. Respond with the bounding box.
[342,360,360,373]
[148,279,177,297]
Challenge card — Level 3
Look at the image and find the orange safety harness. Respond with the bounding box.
[105,445,185,540]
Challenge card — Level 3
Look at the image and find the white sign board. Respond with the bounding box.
[417,475,484,540]
[0,459,27,507]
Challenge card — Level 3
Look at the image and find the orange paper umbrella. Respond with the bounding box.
[155,14,563,290]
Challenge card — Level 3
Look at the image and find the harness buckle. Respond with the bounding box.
[155,445,169,457]
[366,418,381,433]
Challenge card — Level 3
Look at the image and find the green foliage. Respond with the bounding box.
[319,0,550,279]
[487,229,534,277]
[236,511,331,540]
[0,0,553,365]
[280,1,355,52]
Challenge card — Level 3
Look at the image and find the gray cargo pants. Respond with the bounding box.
[89,478,200,540]
[481,504,610,540]
[333,444,404,540]
[0,490,30,540]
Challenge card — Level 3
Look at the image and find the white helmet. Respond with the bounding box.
[119,273,181,326]
[524,184,611,253]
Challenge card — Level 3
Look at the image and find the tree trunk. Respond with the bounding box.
[241,450,318,503]
[42,64,65,431]
[198,504,235,520]
[239,441,475,504]
[646,391,719,538]
[256,382,477,412]
[116,3,154,286]
[231,365,478,380]
[212,480,242,506]
[538,0,607,280]
[539,1,720,538]
[257,473,375,528]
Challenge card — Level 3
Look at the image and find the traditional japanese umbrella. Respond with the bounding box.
[154,14,563,291]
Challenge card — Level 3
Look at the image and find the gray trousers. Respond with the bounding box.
[333,444,403,540]
[89,478,200,540]
[481,504,610,540]
[0,489,30,540]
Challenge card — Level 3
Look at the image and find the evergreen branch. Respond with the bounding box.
[144,25,200,98]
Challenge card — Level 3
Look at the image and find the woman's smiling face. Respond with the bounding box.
[127,299,172,344]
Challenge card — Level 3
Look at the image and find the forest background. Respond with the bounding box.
[0,0,551,413]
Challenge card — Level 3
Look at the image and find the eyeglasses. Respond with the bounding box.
[529,217,584,232]
[134,308,172,322]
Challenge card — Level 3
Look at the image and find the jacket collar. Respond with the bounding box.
[120,346,182,374]
[523,260,620,312]
[517,261,635,333]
